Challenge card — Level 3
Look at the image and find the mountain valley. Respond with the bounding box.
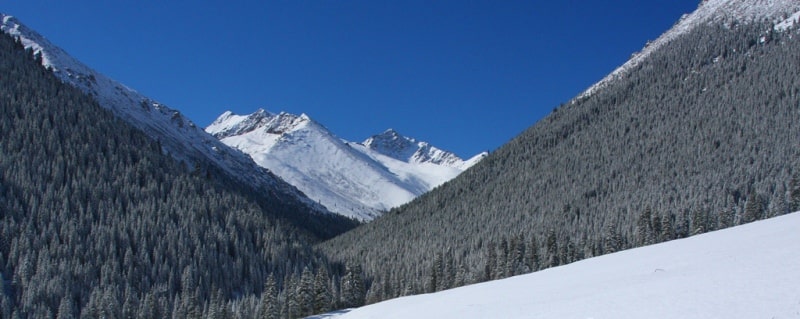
[1,0,799,317]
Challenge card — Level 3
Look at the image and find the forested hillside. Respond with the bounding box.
[0,32,357,318]
[321,13,800,304]
[331,212,800,319]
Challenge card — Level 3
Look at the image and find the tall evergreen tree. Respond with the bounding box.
[258,275,278,319]
[743,191,763,223]
[790,173,800,212]
[313,267,332,314]
[340,264,365,308]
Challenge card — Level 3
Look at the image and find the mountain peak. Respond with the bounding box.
[206,109,317,139]
[362,129,477,168]
[253,108,271,117]
[363,129,421,161]
[380,128,400,136]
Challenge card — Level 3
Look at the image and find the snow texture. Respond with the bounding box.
[775,10,800,32]
[320,212,800,319]
[0,14,329,215]
[207,110,487,220]
[577,0,800,100]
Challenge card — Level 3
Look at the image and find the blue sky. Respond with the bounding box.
[4,1,698,158]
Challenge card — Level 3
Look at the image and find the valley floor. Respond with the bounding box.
[311,212,800,318]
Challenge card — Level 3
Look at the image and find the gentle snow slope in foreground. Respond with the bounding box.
[323,212,800,318]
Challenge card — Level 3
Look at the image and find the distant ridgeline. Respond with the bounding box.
[0,31,362,318]
[320,9,800,305]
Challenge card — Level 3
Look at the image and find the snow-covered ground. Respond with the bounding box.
[316,212,800,318]
[207,109,486,220]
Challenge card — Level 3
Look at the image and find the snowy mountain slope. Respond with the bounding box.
[320,211,800,319]
[775,10,800,31]
[207,109,487,220]
[362,129,483,170]
[578,0,800,100]
[0,14,330,216]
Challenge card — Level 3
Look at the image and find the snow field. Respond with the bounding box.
[323,212,800,319]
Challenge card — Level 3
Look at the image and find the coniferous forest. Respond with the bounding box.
[2,8,800,319]
[321,19,800,303]
[0,32,363,318]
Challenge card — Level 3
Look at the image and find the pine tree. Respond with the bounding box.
[483,242,497,281]
[603,225,622,254]
[341,264,365,308]
[258,274,279,319]
[284,276,300,319]
[365,281,382,305]
[790,173,800,212]
[660,214,675,241]
[691,209,706,235]
[508,236,527,275]
[121,288,138,319]
[545,229,560,267]
[718,208,730,228]
[428,253,443,292]
[56,296,76,319]
[636,207,653,245]
[297,267,315,316]
[743,191,763,223]
[454,263,468,287]
[137,292,159,319]
[181,266,202,319]
[527,236,540,271]
[313,267,332,314]
[649,211,662,244]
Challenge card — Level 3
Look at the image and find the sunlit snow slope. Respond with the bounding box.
[319,211,800,318]
[207,110,487,220]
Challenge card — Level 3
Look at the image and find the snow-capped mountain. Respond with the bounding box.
[320,211,800,319]
[578,0,800,100]
[363,129,483,170]
[0,14,330,216]
[207,109,487,220]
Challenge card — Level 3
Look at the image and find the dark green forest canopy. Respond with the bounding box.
[0,32,358,318]
[320,21,800,300]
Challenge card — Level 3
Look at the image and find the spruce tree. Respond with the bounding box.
[743,191,763,223]
[258,275,278,319]
[297,267,315,317]
[341,264,365,308]
[790,173,800,212]
[313,267,332,314]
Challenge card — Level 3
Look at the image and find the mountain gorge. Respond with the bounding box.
[321,0,800,303]
[207,109,486,220]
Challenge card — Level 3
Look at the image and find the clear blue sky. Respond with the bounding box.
[4,0,699,158]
